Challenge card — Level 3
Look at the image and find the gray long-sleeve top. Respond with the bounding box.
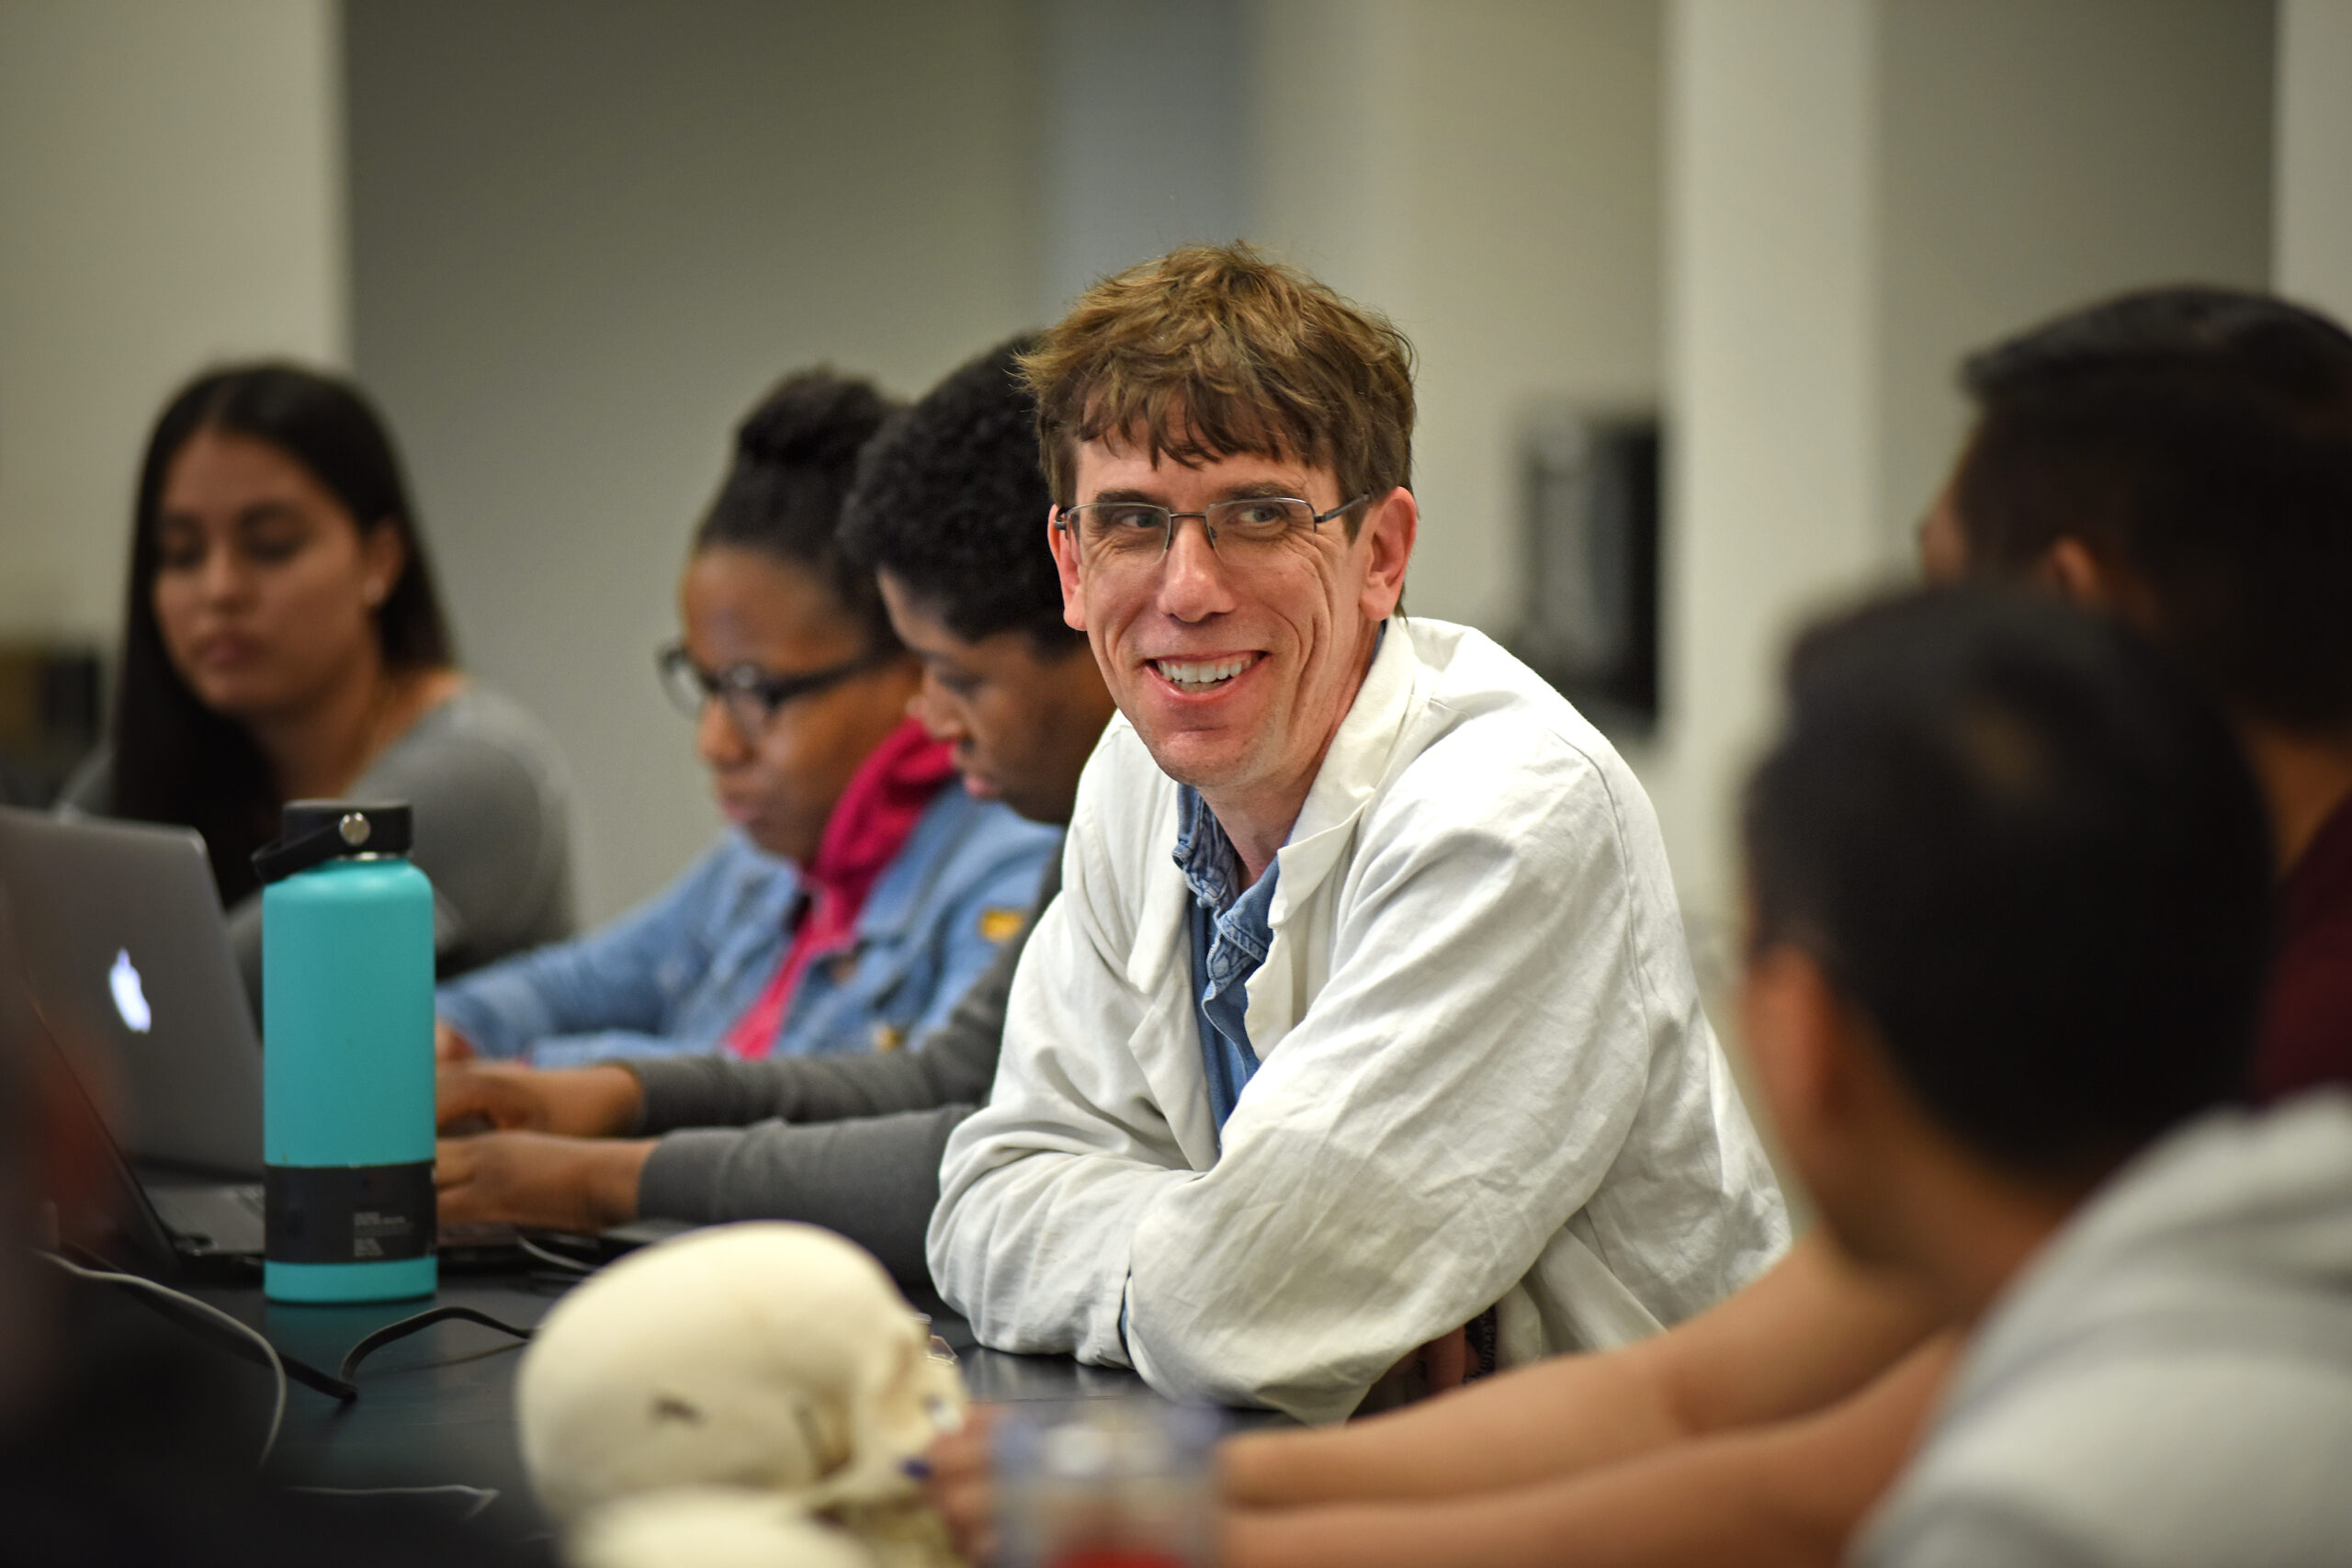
[627,852,1057,1288]
[62,686,577,1008]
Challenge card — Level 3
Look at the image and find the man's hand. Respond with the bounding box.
[923,1405,1000,1566]
[434,1132,656,1232]
[436,1061,643,1137]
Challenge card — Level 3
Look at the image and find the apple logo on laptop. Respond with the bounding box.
[108,949,153,1034]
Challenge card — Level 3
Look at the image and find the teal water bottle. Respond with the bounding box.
[253,801,436,1303]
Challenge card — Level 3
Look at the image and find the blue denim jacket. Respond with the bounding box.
[436,784,1060,1066]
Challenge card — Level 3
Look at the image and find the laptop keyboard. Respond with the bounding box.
[147,1183,266,1256]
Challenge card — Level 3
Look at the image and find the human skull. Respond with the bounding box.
[516,1223,967,1528]
[571,1489,881,1568]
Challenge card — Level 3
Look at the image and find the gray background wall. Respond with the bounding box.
[345,0,1046,919]
[3,0,2346,953]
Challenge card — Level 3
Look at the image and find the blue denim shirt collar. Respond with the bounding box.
[1173,786,1279,1134]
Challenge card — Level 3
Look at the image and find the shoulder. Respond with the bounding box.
[906,784,1064,878]
[1374,620,1653,861]
[646,832,798,929]
[1063,716,1182,876]
[1878,1345,2352,1566]
[367,683,572,813]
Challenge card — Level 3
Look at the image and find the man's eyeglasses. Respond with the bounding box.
[1056,493,1370,573]
[656,643,889,736]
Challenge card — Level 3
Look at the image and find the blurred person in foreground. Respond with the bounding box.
[925,243,1788,1423]
[0,897,521,1565]
[432,370,1058,1071]
[934,287,2352,1563]
[433,339,1114,1288]
[1776,592,2346,1566]
[1922,287,2352,1100]
[60,363,577,1005]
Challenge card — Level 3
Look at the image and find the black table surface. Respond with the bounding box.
[191,1262,1187,1549]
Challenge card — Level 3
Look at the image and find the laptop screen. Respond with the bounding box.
[0,808,264,1179]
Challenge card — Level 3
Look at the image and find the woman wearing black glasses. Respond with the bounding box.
[433,370,1059,1068]
[60,363,577,1005]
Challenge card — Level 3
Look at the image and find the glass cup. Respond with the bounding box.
[991,1395,1225,1568]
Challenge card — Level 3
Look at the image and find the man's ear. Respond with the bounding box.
[1740,945,1864,1167]
[2038,537,2117,611]
[1047,508,1087,632]
[1356,487,1418,622]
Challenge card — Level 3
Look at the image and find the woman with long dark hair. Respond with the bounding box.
[61,363,576,1000]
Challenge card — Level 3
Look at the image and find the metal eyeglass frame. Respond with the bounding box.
[1055,492,1372,565]
[655,642,892,734]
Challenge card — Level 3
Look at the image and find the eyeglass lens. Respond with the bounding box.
[1069,497,1320,566]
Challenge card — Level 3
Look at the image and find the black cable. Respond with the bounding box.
[58,1241,357,1402]
[335,1305,535,1385]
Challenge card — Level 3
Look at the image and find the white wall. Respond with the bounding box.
[0,0,346,642]
[1247,0,1667,634]
[2277,0,2352,321]
[1039,0,1249,317]
[1874,0,2275,554]
[345,0,1046,922]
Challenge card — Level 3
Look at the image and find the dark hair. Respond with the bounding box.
[1019,243,1415,526]
[1744,588,2274,1181]
[111,364,454,907]
[836,336,1077,654]
[695,369,900,651]
[1953,287,2352,730]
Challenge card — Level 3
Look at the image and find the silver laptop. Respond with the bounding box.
[0,807,271,1256]
[0,806,678,1269]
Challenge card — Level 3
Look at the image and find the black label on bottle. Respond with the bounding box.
[265,1162,436,1264]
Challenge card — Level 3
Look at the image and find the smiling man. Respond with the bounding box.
[928,245,1787,1422]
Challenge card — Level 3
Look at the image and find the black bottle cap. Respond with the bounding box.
[252,800,414,885]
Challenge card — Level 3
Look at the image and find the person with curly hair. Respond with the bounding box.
[432,341,1114,1279]
[427,367,1057,1102]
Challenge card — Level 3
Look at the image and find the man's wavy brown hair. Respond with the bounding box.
[1018,243,1416,533]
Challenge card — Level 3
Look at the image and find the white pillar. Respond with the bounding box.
[2278,0,2352,321]
[1654,0,1878,929]
[1654,0,2275,936]
[0,0,346,640]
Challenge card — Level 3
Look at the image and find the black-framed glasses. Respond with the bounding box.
[656,643,890,736]
[1056,493,1371,572]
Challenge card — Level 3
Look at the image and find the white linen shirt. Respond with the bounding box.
[928,617,1789,1422]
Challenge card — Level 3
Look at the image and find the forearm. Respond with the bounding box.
[1221,1234,1945,1509]
[637,1106,972,1289]
[1224,1336,1956,1568]
[1225,1445,1833,1568]
[631,1047,971,1132]
[1222,1349,1688,1508]
[930,1147,1177,1366]
[436,954,655,1059]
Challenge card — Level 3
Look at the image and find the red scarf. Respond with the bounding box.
[723,717,956,1060]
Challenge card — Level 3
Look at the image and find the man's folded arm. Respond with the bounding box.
[929,877,1193,1369]
[1125,758,1696,1421]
